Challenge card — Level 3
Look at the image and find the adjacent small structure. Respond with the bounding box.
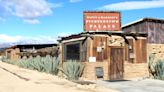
[5,44,58,61]
[122,18,164,60]
[122,18,164,44]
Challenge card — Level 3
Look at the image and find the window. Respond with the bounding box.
[65,43,80,61]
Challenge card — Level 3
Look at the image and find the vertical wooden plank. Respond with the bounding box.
[135,39,147,63]
[110,47,124,80]
[142,39,147,63]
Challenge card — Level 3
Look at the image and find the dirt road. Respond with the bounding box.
[0,61,117,92]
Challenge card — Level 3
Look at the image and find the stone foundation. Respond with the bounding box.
[82,61,109,80]
[83,61,149,80]
[124,62,149,79]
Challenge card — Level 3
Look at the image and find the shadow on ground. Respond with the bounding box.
[104,80,130,82]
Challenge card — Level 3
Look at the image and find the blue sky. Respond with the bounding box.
[0,0,164,43]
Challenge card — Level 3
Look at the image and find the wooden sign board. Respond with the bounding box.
[84,11,121,31]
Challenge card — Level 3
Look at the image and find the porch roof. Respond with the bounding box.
[58,31,147,42]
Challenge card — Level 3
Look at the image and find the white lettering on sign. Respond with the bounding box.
[85,20,119,24]
[89,24,117,30]
[84,12,121,31]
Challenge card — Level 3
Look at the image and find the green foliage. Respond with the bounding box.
[51,57,59,75]
[154,60,164,80]
[148,53,156,73]
[1,56,18,65]
[5,59,18,65]
[148,53,164,80]
[148,53,155,67]
[19,56,32,69]
[18,55,59,75]
[61,60,85,80]
[1,56,7,62]
[2,55,85,81]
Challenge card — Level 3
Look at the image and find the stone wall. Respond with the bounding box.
[5,48,20,61]
[124,62,149,79]
[82,61,109,80]
[83,61,149,80]
[147,44,164,61]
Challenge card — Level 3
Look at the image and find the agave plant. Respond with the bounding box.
[154,60,164,80]
[51,57,59,75]
[18,55,59,75]
[61,60,85,80]
[148,53,164,80]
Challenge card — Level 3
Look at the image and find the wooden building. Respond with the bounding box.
[122,18,164,61]
[5,44,58,61]
[122,18,164,44]
[58,31,147,80]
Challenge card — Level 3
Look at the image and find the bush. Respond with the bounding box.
[19,55,59,75]
[1,56,7,62]
[148,53,164,80]
[61,61,85,80]
[7,60,18,65]
[154,60,164,80]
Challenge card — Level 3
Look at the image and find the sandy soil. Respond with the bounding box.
[0,61,118,92]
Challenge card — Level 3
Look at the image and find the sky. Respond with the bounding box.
[0,0,164,43]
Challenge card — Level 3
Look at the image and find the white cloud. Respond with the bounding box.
[0,34,58,43]
[23,19,40,24]
[52,3,63,8]
[0,0,61,24]
[99,0,164,11]
[0,32,74,43]
[0,34,22,42]
[57,32,73,37]
[70,0,82,3]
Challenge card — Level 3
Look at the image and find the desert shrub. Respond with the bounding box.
[1,56,7,62]
[154,60,164,80]
[61,60,85,80]
[18,55,59,75]
[50,57,59,75]
[1,56,18,65]
[148,53,156,75]
[5,59,18,65]
[19,56,32,69]
[148,53,164,80]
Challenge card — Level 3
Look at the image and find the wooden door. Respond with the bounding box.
[110,48,124,80]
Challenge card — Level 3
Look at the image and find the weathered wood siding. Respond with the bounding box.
[110,47,124,80]
[124,38,147,63]
[125,39,134,63]
[147,22,164,43]
[92,36,108,61]
[123,21,164,44]
[135,39,147,63]
[123,22,147,33]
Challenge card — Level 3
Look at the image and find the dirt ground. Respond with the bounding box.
[0,61,118,92]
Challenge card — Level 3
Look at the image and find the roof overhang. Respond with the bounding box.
[58,31,147,42]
